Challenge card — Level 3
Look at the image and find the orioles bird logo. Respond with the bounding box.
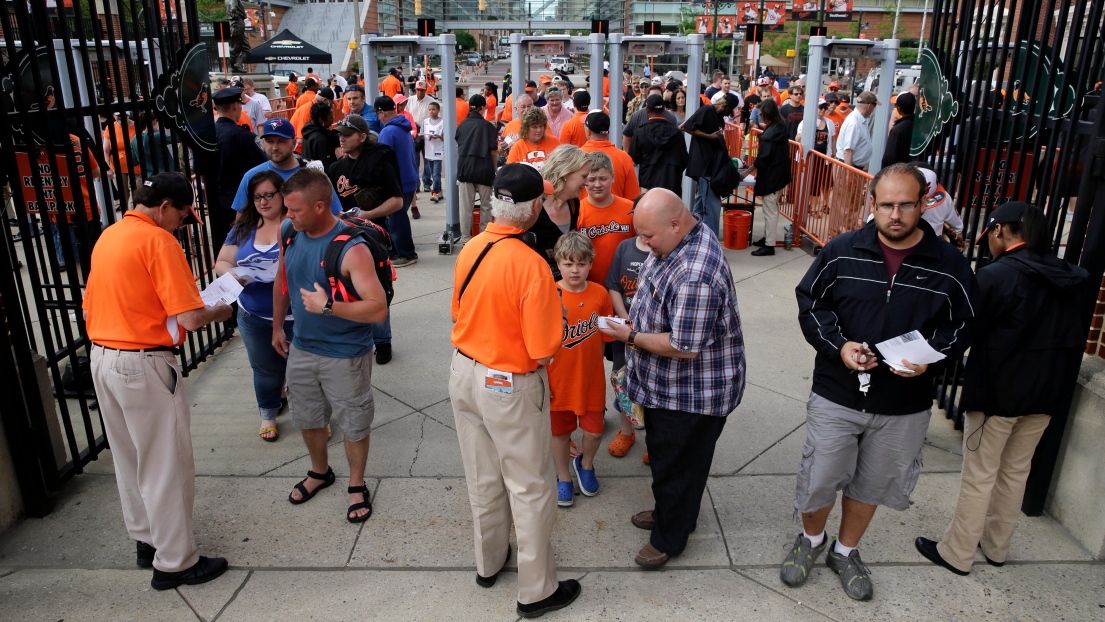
[27,85,56,111]
[190,89,209,109]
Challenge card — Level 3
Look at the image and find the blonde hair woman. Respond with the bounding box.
[527,144,592,276]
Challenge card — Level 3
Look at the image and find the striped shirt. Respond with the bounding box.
[626,220,746,416]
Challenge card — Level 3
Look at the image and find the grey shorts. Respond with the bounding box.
[286,346,375,442]
[794,392,930,515]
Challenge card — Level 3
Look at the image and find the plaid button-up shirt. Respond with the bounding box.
[626,220,746,416]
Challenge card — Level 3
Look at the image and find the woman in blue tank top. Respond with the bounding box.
[215,171,294,442]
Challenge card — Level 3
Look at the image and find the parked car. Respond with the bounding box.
[467,53,481,66]
[549,56,576,74]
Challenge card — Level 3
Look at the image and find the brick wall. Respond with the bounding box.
[1086,275,1105,357]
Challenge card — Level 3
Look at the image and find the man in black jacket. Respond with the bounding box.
[301,101,340,170]
[629,95,689,195]
[784,163,976,602]
[681,91,740,238]
[456,94,498,244]
[881,92,915,169]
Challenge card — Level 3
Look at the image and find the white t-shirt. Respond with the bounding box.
[422,116,445,160]
[921,185,963,237]
[835,109,873,168]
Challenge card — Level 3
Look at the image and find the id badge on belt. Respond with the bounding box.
[485,369,514,394]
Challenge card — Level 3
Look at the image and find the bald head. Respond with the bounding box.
[632,189,696,258]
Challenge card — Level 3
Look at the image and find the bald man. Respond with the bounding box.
[598,189,747,569]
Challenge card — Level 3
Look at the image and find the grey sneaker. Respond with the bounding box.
[780,533,827,587]
[825,541,874,601]
[393,256,418,268]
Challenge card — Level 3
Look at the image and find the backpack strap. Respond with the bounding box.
[280,220,299,296]
[322,225,370,303]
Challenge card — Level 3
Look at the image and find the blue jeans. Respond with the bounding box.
[237,307,295,420]
[693,177,722,239]
[49,220,80,267]
[371,307,391,345]
[388,191,417,259]
[421,159,442,193]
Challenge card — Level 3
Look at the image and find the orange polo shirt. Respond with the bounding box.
[506,135,561,169]
[825,109,847,139]
[103,123,138,173]
[296,91,316,109]
[286,82,299,99]
[483,94,498,122]
[83,211,205,349]
[380,75,404,99]
[451,223,562,373]
[456,98,470,126]
[577,195,635,286]
[558,110,589,147]
[581,139,641,200]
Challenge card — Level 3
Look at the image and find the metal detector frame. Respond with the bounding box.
[509,33,607,122]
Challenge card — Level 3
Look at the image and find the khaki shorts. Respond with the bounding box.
[286,346,375,442]
[794,392,930,516]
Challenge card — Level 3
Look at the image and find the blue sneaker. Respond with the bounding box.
[557,480,574,507]
[572,455,599,496]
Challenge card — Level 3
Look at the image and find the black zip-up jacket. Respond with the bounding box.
[301,121,340,170]
[960,246,1089,421]
[628,118,689,196]
[796,219,977,415]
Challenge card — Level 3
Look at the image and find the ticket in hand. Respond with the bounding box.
[597,316,628,329]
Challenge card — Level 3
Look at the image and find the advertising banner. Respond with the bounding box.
[826,0,854,21]
[791,1,820,21]
[763,2,787,30]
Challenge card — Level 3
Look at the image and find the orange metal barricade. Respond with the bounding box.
[724,122,744,160]
[794,150,874,247]
[270,96,294,111]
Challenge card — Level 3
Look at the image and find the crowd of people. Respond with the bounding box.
[68,57,1091,620]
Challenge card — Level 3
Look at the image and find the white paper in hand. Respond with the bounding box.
[200,272,244,307]
[874,330,945,373]
[597,316,627,329]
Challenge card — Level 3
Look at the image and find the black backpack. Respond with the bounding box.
[283,216,395,306]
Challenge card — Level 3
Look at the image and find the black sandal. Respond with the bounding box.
[288,466,335,505]
[346,484,373,523]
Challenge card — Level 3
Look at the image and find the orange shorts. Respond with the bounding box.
[551,410,604,436]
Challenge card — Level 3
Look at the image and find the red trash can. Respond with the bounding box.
[724,210,752,250]
[472,208,481,237]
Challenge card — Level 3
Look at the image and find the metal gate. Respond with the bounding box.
[0,0,231,516]
[917,0,1105,514]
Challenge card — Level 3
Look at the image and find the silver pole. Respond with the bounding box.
[684,34,705,206]
[510,33,524,123]
[869,39,899,171]
[362,34,378,97]
[609,33,624,139]
[801,36,826,153]
[589,32,605,112]
[918,0,929,55]
[892,0,902,38]
[440,34,459,240]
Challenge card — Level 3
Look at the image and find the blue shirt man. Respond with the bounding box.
[373,96,419,265]
[232,118,342,214]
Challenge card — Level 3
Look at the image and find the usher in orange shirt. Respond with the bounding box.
[506,135,561,169]
[577,195,635,286]
[558,110,589,147]
[547,282,613,414]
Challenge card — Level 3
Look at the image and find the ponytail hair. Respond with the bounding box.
[1004,203,1050,255]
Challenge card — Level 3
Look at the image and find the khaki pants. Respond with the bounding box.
[938,411,1051,572]
[91,346,199,573]
[457,183,492,242]
[760,189,783,246]
[448,351,558,605]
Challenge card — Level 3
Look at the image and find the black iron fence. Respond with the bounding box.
[920,0,1105,514]
[0,0,231,515]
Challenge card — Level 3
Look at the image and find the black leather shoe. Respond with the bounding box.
[915,537,969,576]
[751,237,767,247]
[136,541,156,568]
[150,556,229,590]
[750,246,775,256]
[375,343,392,365]
[476,544,511,588]
[517,579,582,618]
[980,543,1004,567]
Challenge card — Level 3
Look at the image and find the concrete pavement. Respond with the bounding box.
[0,198,1101,622]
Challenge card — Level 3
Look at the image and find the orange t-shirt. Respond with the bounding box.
[825,109,847,139]
[296,91,316,109]
[103,123,137,173]
[425,76,437,96]
[380,75,404,99]
[603,76,611,98]
[483,94,497,122]
[456,98,470,126]
[499,93,516,123]
[506,135,561,169]
[577,195,635,286]
[547,282,613,414]
[290,102,314,141]
[558,111,588,147]
[83,211,205,349]
[581,140,641,200]
[306,73,321,83]
[451,223,562,373]
[286,82,299,99]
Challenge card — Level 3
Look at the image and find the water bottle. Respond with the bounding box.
[784,225,793,251]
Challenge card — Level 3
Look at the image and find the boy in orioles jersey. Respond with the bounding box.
[547,233,613,507]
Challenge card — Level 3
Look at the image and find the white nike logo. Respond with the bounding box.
[916,276,928,280]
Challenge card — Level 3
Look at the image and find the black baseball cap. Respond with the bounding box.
[572,90,591,109]
[140,173,203,224]
[304,77,318,89]
[493,164,555,204]
[319,87,336,100]
[645,94,666,111]
[895,92,917,115]
[585,111,610,133]
[373,95,396,111]
[976,201,1032,244]
[469,94,487,108]
[824,92,840,103]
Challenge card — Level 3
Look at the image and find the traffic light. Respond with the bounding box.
[643,21,662,35]
[746,24,763,43]
[418,18,435,36]
[592,20,609,34]
[810,26,827,37]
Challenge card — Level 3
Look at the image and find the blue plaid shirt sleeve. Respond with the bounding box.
[668,281,720,354]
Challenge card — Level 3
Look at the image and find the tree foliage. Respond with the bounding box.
[454,30,477,51]
[197,0,225,22]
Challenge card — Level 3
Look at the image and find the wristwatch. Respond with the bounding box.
[322,300,333,316]
[627,329,639,346]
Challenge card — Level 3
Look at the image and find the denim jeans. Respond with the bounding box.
[421,159,442,193]
[371,307,391,345]
[237,307,295,420]
[49,220,81,267]
[693,177,722,239]
[387,191,417,259]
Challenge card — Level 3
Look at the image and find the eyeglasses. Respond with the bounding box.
[875,202,919,214]
[252,191,279,202]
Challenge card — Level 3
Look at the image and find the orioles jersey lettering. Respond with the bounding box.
[562,311,600,349]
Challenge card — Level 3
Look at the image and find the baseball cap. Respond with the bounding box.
[757,76,772,86]
[142,173,202,225]
[493,163,555,204]
[818,98,829,108]
[711,91,728,104]
[392,94,408,105]
[909,162,939,198]
[336,114,370,135]
[539,74,552,84]
[415,80,428,89]
[824,92,840,103]
[468,94,487,108]
[639,79,651,87]
[373,95,396,111]
[211,86,243,105]
[525,80,537,92]
[828,80,841,89]
[857,90,880,105]
[304,77,318,89]
[976,201,1032,244]
[585,111,610,133]
[261,117,296,140]
[572,90,591,109]
[895,91,917,114]
[645,94,666,111]
[551,75,565,84]
[319,87,336,100]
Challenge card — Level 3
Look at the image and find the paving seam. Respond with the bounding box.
[744,381,811,404]
[343,480,381,567]
[174,584,209,622]
[368,385,423,414]
[210,569,253,622]
[705,483,735,565]
[409,416,427,476]
[730,567,841,621]
[387,286,455,307]
[727,420,807,476]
